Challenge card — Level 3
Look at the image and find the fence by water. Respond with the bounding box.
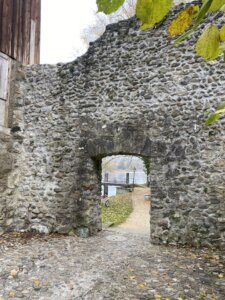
[101,171,147,196]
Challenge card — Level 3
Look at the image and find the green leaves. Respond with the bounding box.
[205,113,219,125]
[136,0,173,30]
[220,25,225,41]
[195,24,225,61]
[97,0,125,14]
[96,0,225,62]
[195,0,213,27]
[174,0,214,44]
[216,102,225,111]
[205,102,225,125]
[195,25,221,60]
[202,0,225,12]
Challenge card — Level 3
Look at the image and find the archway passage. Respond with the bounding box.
[116,187,150,235]
[100,155,151,235]
[3,10,225,248]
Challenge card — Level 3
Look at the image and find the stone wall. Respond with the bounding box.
[0,130,13,233]
[0,60,26,233]
[1,4,225,247]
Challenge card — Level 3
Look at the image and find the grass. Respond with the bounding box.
[101,193,133,226]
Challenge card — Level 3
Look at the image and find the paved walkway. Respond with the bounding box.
[0,230,224,299]
[116,187,150,235]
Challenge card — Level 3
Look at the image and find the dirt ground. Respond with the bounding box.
[116,187,150,235]
[0,188,224,299]
[0,230,224,299]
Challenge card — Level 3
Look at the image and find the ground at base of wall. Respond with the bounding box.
[101,192,133,226]
[0,230,224,299]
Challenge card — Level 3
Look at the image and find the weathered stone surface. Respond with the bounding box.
[1,3,225,247]
[0,230,224,299]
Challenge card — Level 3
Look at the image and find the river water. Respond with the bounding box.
[101,171,147,196]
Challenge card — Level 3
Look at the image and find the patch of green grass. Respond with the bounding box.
[101,193,133,226]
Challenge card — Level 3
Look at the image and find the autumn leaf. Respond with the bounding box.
[97,0,125,14]
[8,291,16,298]
[199,290,207,297]
[33,279,41,285]
[174,0,213,44]
[154,294,161,299]
[128,268,135,272]
[128,275,136,280]
[136,0,173,30]
[178,293,187,299]
[10,270,18,278]
[218,273,224,278]
[168,5,198,36]
[138,283,146,288]
[195,24,221,60]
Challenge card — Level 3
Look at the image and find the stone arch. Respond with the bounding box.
[74,117,194,245]
[2,5,225,247]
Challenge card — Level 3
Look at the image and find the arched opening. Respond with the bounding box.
[93,154,151,235]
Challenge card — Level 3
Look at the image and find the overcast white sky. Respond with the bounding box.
[40,0,189,64]
[41,0,97,64]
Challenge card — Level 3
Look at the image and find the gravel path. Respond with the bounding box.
[0,190,224,299]
[116,187,150,235]
[0,230,224,299]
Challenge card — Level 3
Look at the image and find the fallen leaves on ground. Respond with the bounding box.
[101,193,133,225]
[138,283,146,288]
[9,269,18,278]
[33,279,41,286]
[8,291,16,298]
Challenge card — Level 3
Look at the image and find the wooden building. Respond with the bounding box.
[0,0,41,127]
[0,0,41,64]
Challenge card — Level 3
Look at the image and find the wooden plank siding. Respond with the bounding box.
[0,0,41,64]
[0,52,10,126]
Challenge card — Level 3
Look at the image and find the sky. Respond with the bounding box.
[40,0,190,64]
[41,0,97,64]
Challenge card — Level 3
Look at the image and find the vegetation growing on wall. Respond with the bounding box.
[97,0,225,61]
[141,157,150,179]
[205,102,225,124]
[96,0,225,124]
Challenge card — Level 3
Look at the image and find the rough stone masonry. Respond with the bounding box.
[0,3,225,248]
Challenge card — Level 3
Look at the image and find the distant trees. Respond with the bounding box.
[102,155,146,173]
[81,0,137,49]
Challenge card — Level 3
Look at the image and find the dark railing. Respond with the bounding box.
[102,173,132,196]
